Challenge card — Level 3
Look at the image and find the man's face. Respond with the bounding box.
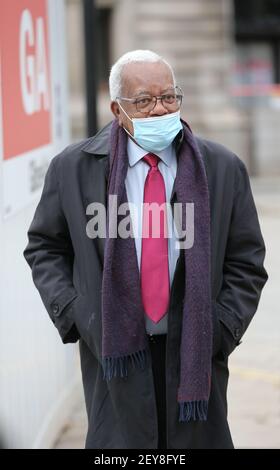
[111,61,175,136]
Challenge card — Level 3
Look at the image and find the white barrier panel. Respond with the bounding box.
[0,0,80,449]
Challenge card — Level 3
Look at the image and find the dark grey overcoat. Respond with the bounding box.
[23,122,268,449]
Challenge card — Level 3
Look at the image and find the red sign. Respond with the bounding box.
[0,0,51,160]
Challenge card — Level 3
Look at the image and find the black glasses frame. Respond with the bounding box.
[117,86,183,113]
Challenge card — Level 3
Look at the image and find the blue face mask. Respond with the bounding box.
[119,104,183,153]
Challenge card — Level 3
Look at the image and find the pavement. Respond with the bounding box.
[52,384,86,449]
[53,177,280,449]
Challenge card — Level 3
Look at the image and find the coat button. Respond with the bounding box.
[52,303,59,316]
[234,328,241,339]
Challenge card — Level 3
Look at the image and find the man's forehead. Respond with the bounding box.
[121,61,174,94]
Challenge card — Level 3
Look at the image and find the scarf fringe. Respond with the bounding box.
[179,400,208,422]
[102,349,147,380]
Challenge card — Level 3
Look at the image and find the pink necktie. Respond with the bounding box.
[140,153,170,323]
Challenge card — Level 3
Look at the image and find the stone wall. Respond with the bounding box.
[110,0,250,166]
[66,0,280,175]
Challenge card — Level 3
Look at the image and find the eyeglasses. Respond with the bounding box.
[117,86,183,114]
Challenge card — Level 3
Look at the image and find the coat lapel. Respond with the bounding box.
[81,122,112,261]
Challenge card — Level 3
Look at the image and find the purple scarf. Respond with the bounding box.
[101,118,212,422]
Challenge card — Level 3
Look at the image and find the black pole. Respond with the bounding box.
[83,0,98,136]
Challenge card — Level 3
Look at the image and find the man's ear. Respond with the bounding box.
[111,101,122,126]
[111,101,120,117]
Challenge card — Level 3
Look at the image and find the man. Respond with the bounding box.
[23,50,268,449]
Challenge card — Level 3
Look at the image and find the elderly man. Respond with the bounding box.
[23,50,268,449]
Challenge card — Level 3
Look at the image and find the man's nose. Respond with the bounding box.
[149,98,168,116]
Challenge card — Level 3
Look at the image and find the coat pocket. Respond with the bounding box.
[212,300,243,359]
[51,291,80,344]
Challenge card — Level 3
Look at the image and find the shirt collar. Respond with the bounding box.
[127,137,174,168]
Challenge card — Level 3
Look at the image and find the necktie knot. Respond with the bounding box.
[142,153,160,169]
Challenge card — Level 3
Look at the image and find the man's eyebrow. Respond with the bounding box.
[133,86,176,97]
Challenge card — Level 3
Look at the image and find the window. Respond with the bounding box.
[232,0,280,106]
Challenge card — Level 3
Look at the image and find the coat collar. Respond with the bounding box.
[81,121,113,156]
[81,120,186,157]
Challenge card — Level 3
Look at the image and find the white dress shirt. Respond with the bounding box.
[125,137,180,335]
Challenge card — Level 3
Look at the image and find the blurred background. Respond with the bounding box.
[0,0,279,448]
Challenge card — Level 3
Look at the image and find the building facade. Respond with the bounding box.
[66,0,280,175]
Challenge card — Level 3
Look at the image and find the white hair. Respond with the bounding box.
[109,49,176,101]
